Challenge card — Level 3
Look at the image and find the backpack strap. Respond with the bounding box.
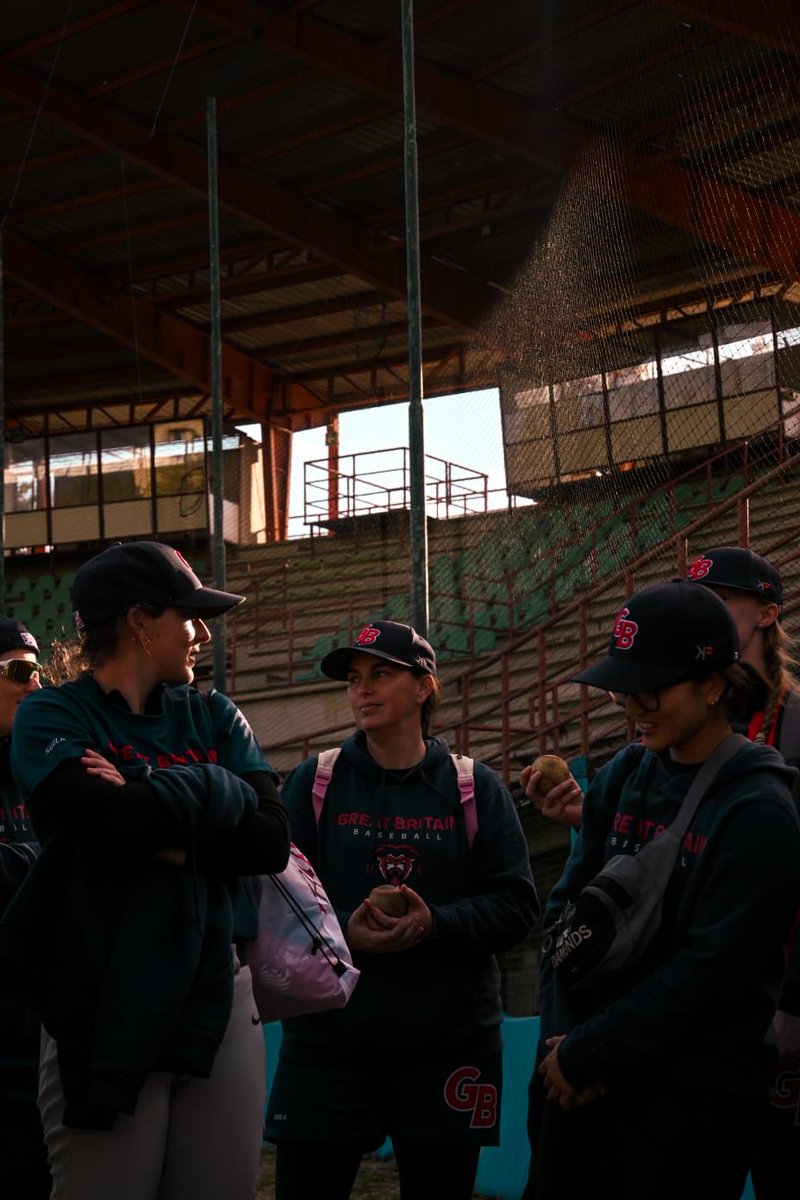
[312,747,343,826]
[451,753,477,849]
[312,747,478,847]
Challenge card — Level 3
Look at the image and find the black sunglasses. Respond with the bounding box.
[0,660,45,684]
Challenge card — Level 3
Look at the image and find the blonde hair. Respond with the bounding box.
[44,636,85,685]
[759,619,800,733]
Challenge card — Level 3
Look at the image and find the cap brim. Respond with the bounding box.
[175,586,245,618]
[321,645,416,680]
[571,655,693,693]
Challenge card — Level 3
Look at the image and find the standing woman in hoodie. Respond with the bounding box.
[0,542,290,1200]
[0,616,51,1200]
[686,546,800,1200]
[264,619,539,1200]
[528,580,800,1200]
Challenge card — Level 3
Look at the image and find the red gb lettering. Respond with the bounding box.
[613,607,638,651]
[688,556,712,580]
[443,1066,498,1129]
[354,625,380,646]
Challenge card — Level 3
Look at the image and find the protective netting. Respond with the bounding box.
[5,6,800,1013]
[239,11,800,777]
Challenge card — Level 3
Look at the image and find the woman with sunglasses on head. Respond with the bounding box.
[0,617,51,1200]
[526,580,800,1200]
[264,619,539,1200]
[687,546,800,1200]
[0,542,290,1200]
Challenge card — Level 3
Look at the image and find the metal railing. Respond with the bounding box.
[434,445,800,783]
[260,428,800,783]
[303,446,490,525]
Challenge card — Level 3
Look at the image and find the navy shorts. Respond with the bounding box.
[265,1030,502,1147]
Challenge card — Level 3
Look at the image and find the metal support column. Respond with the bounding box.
[207,97,227,692]
[401,0,429,634]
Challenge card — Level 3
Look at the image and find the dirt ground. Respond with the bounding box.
[256,1145,490,1198]
[256,1145,403,1199]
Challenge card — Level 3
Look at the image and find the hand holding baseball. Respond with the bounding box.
[521,755,584,828]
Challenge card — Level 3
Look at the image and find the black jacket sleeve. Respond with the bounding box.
[28,759,289,875]
[195,771,289,875]
[0,841,38,918]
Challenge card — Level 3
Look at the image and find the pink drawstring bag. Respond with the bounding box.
[245,843,360,1022]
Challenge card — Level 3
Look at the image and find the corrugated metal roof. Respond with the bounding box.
[0,0,797,432]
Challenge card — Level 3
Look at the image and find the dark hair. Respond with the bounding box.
[78,602,167,670]
[420,673,441,737]
[717,662,770,724]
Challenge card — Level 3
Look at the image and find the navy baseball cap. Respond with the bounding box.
[687,546,783,612]
[572,579,740,693]
[72,541,244,632]
[0,616,39,656]
[321,620,437,680]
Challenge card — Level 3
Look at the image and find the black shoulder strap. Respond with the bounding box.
[666,732,749,844]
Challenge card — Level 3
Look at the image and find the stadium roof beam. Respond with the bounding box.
[219,290,389,336]
[470,0,642,80]
[178,0,557,163]
[0,0,150,63]
[257,318,445,361]
[150,263,339,309]
[178,0,800,290]
[653,0,800,56]
[0,62,496,337]
[107,240,313,286]
[0,232,306,425]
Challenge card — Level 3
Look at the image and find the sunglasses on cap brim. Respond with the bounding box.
[0,660,45,684]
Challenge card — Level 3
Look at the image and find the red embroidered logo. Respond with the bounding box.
[613,607,638,650]
[772,1053,800,1126]
[688,556,712,580]
[354,625,381,646]
[444,1066,498,1129]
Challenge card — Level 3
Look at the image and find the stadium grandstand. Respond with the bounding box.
[1,0,800,1015]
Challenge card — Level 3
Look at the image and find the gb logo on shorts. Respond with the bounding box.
[354,625,381,646]
[444,1066,498,1129]
[613,607,638,651]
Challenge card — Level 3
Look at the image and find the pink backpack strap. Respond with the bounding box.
[451,753,477,849]
[312,747,343,825]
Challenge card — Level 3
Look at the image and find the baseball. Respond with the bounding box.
[368,884,408,917]
[530,754,571,798]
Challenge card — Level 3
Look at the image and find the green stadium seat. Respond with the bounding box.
[438,625,470,657]
[471,627,496,655]
[383,593,411,622]
[6,575,31,602]
[35,573,56,598]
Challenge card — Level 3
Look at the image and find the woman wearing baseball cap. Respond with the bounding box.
[527,580,800,1200]
[264,619,539,1200]
[0,616,50,1199]
[687,545,799,760]
[0,542,290,1200]
[687,545,800,1200]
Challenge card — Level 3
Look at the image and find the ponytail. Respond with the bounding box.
[717,662,769,724]
[759,620,799,733]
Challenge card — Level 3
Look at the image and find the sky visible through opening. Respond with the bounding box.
[238,387,511,537]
